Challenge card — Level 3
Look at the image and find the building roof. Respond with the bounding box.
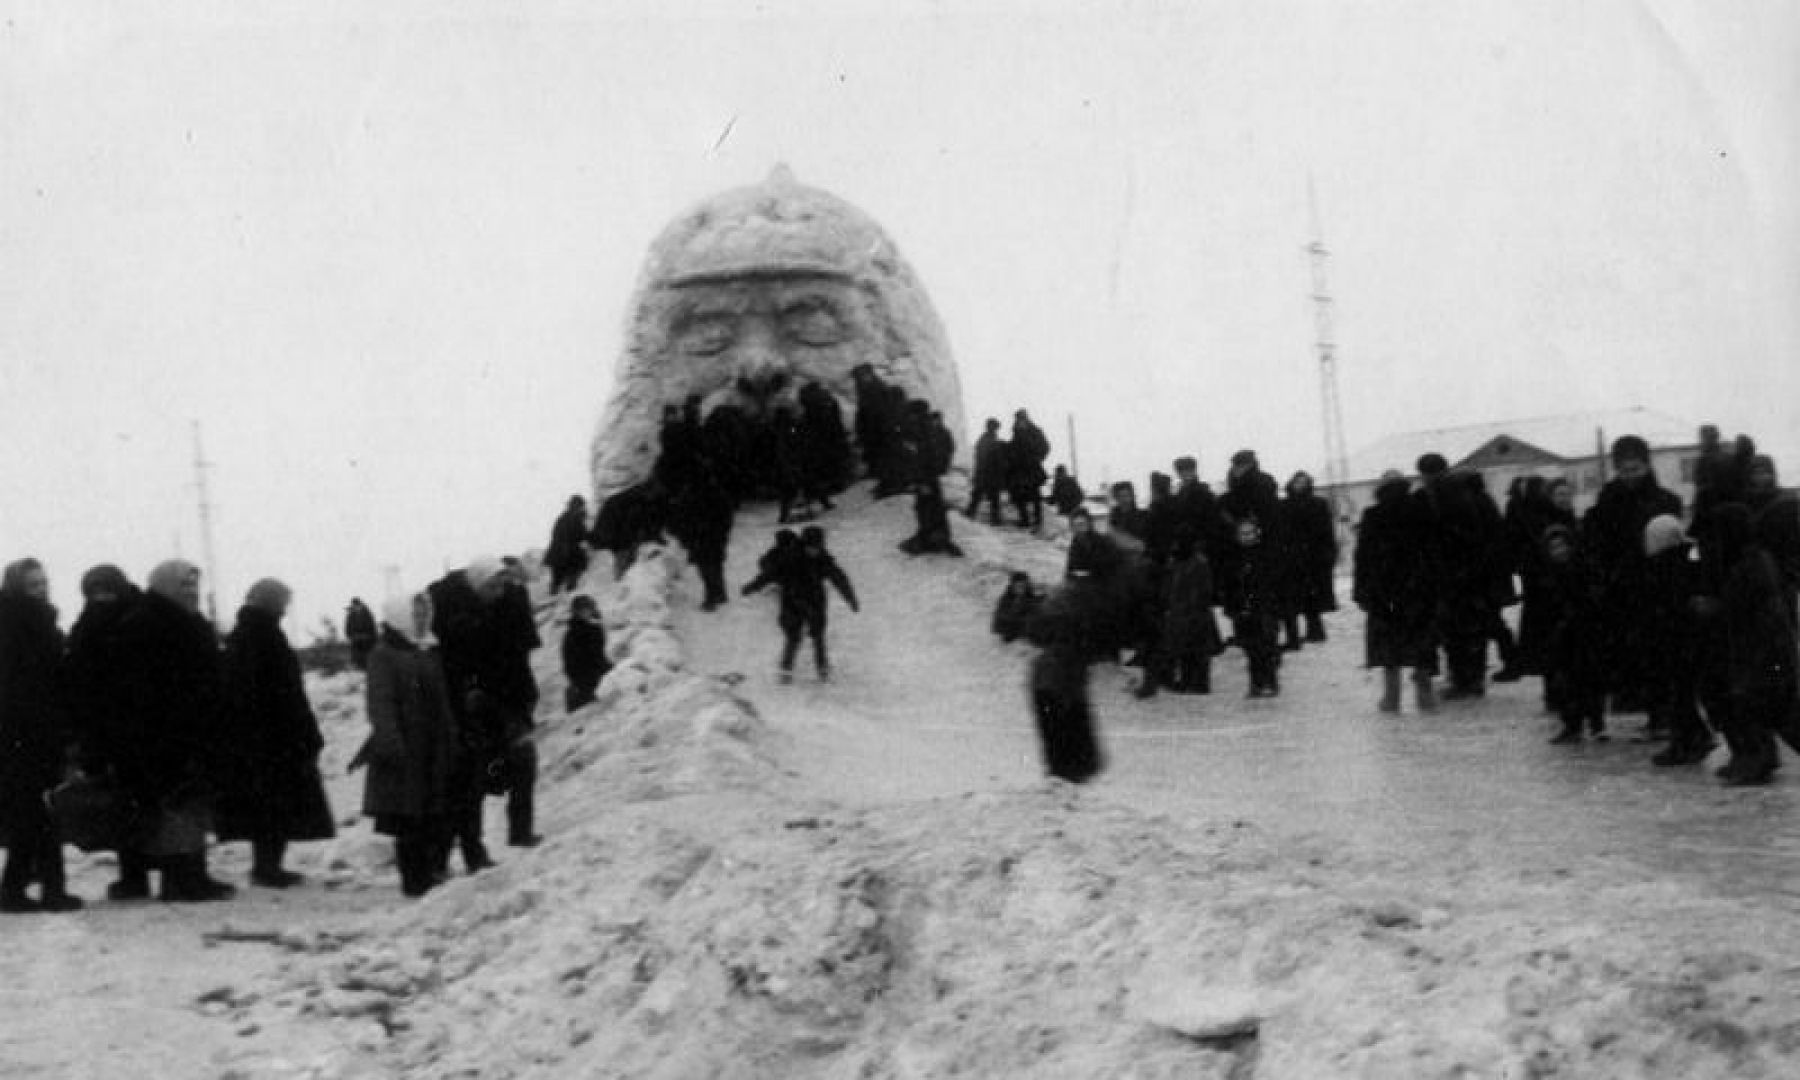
[1340,407,1698,484]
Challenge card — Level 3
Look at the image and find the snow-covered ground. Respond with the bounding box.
[7,485,1800,1079]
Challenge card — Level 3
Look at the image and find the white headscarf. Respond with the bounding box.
[382,592,433,646]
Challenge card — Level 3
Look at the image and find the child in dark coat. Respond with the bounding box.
[1543,526,1609,743]
[1157,536,1218,694]
[742,526,860,682]
[1221,518,1282,697]
[991,572,1043,644]
[1024,582,1105,783]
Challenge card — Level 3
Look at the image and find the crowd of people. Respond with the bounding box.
[0,547,595,912]
[995,423,1800,790]
[7,401,1796,916]
[1352,429,1800,785]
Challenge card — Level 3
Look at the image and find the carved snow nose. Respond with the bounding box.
[732,324,791,390]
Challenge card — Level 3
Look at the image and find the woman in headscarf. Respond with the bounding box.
[215,579,335,887]
[356,591,459,897]
[0,559,83,913]
[113,559,234,902]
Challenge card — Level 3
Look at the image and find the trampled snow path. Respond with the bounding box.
[678,487,1800,911]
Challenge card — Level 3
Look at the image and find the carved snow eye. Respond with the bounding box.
[677,315,737,357]
[780,300,846,347]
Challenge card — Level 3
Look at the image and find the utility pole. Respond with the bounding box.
[191,420,221,627]
[1066,412,1079,478]
[1308,176,1351,529]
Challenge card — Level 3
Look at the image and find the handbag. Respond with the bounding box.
[46,773,132,853]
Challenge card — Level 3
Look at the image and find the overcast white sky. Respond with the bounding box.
[3,0,1796,633]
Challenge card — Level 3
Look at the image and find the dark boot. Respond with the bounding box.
[1378,668,1402,713]
[108,851,152,902]
[1303,612,1327,643]
[1414,672,1437,713]
[250,838,302,888]
[160,853,236,903]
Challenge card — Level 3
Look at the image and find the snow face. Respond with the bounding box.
[590,167,966,498]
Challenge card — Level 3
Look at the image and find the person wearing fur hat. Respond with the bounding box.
[1639,516,1717,765]
[0,559,83,913]
[62,566,145,898]
[215,579,336,888]
[1583,434,1682,717]
[357,591,460,897]
[110,559,234,902]
[1353,472,1438,712]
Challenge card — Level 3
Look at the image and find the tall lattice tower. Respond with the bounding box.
[1308,178,1350,527]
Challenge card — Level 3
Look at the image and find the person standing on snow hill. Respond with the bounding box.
[344,598,377,671]
[561,594,612,712]
[544,495,591,596]
[355,591,459,898]
[214,578,336,889]
[966,418,1008,524]
[742,525,859,683]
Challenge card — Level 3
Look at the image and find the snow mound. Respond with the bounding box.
[228,502,1800,1080]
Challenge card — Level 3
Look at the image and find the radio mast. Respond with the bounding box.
[1308,177,1351,523]
[191,420,221,627]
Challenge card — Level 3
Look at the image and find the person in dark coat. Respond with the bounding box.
[1107,481,1150,554]
[545,496,591,595]
[1410,458,1492,699]
[1543,526,1610,743]
[653,398,705,492]
[1689,425,1752,543]
[1640,516,1717,767]
[1279,471,1339,649]
[966,419,1008,523]
[1219,450,1280,534]
[742,525,860,682]
[62,566,142,900]
[1583,435,1683,714]
[430,556,543,869]
[1171,457,1222,561]
[111,559,234,903]
[1353,473,1437,713]
[1745,455,1800,625]
[1221,518,1284,697]
[356,592,458,897]
[850,364,897,489]
[1158,534,1219,694]
[0,559,82,913]
[666,471,736,610]
[1694,503,1800,784]
[1008,409,1050,528]
[344,597,378,671]
[797,380,852,508]
[1049,465,1085,517]
[922,409,956,488]
[214,579,335,888]
[1464,470,1523,682]
[562,595,613,712]
[589,479,669,580]
[1064,508,1123,582]
[1023,581,1106,783]
[1507,477,1568,679]
[991,572,1043,644]
[900,480,965,557]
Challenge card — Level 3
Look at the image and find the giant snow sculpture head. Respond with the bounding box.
[590,166,965,498]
